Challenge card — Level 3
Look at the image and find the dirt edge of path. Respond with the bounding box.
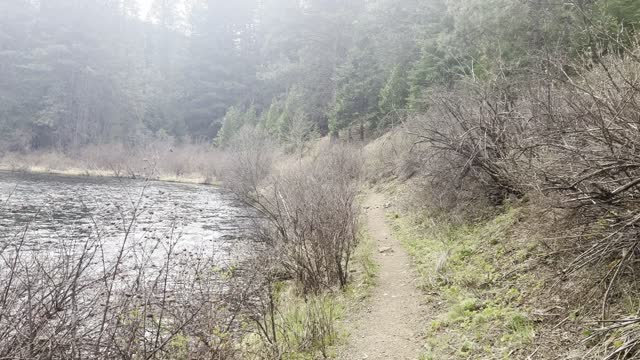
[337,192,426,360]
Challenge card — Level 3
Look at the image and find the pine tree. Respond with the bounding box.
[379,65,409,116]
[330,40,383,140]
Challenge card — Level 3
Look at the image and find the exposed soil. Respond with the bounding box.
[338,193,425,359]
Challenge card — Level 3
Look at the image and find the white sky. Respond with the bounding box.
[138,0,154,20]
[136,0,190,26]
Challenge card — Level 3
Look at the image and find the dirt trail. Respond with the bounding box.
[338,193,425,359]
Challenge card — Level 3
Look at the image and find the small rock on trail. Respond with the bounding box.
[337,193,425,360]
[378,246,393,254]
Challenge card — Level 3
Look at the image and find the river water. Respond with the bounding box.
[0,171,256,267]
[0,171,263,356]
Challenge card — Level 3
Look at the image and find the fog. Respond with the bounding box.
[1,0,385,151]
[2,0,640,359]
[138,0,153,18]
[0,0,443,152]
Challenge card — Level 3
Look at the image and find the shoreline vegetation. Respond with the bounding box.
[240,211,378,359]
[0,164,216,186]
[0,145,227,185]
[0,138,375,359]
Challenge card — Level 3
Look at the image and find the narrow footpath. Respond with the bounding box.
[338,193,425,359]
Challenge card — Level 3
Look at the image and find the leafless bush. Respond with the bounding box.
[584,317,640,360]
[401,40,640,356]
[79,143,143,177]
[529,52,640,356]
[0,183,254,359]
[404,79,541,212]
[222,127,276,201]
[267,145,361,292]
[223,132,362,294]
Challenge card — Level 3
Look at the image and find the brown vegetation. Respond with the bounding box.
[223,129,363,294]
[0,126,367,359]
[0,182,258,359]
[0,142,228,184]
[215,130,365,358]
[367,40,640,358]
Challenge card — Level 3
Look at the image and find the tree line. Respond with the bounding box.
[1,0,639,151]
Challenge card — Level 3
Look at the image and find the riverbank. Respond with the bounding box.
[0,168,259,359]
[0,147,223,185]
[0,165,218,185]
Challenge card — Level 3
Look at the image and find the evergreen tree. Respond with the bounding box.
[330,40,383,140]
[378,65,409,128]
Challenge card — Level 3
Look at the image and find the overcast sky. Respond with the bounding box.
[138,0,153,19]
[137,0,190,25]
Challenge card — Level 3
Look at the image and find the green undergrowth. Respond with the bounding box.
[352,221,379,297]
[242,218,378,359]
[242,288,345,359]
[391,206,542,359]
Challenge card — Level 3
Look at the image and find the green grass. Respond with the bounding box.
[247,289,345,360]
[241,218,378,359]
[351,222,379,296]
[392,207,539,359]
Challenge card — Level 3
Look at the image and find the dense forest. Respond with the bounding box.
[3,0,638,152]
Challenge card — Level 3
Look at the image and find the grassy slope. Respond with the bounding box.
[385,186,621,359]
[391,206,539,359]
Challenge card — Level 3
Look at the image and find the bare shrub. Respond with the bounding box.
[223,132,362,294]
[223,127,276,200]
[364,126,419,183]
[0,183,252,359]
[266,145,362,292]
[527,52,640,357]
[401,42,640,356]
[79,143,141,177]
[403,79,541,214]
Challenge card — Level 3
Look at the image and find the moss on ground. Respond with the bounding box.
[392,207,541,359]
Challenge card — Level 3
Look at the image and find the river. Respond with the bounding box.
[0,171,256,267]
[0,171,263,357]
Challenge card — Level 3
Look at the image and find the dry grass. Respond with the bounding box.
[0,142,228,184]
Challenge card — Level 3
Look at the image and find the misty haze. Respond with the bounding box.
[1,0,640,359]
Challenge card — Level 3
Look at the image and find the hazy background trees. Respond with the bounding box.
[2,0,639,152]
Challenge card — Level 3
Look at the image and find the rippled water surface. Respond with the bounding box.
[0,171,256,266]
